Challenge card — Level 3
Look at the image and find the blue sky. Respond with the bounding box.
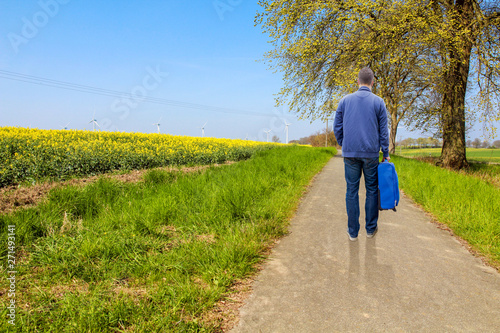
[0,0,497,142]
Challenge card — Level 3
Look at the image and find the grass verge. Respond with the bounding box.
[0,146,336,332]
[396,148,500,188]
[0,162,235,215]
[391,155,500,269]
[397,147,500,163]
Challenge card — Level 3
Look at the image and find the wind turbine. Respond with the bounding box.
[61,122,70,130]
[284,121,291,144]
[153,117,162,134]
[89,112,99,131]
[201,122,207,137]
[264,129,271,142]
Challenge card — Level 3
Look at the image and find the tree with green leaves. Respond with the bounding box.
[472,138,482,148]
[424,0,500,168]
[256,0,437,154]
[257,0,500,169]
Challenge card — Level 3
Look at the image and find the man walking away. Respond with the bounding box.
[333,67,390,241]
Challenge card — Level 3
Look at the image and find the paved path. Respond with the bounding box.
[231,155,500,333]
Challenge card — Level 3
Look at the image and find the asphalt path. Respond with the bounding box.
[231,155,500,333]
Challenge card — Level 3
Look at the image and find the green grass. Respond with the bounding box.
[468,163,500,179]
[397,147,500,163]
[0,146,336,332]
[466,148,500,162]
[391,155,500,268]
[396,147,500,188]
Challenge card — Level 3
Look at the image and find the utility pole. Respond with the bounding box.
[325,119,328,147]
[326,115,336,147]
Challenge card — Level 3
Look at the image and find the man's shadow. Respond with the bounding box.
[347,237,396,293]
[364,237,396,292]
[348,240,360,287]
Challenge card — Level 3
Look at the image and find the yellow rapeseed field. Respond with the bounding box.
[0,127,278,187]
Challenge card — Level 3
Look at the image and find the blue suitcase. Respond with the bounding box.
[378,161,400,211]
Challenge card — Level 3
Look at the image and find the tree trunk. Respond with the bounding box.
[440,84,468,169]
[439,0,473,170]
[389,111,398,155]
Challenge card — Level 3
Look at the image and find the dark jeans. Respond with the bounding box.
[344,157,379,237]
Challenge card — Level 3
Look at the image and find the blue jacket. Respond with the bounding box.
[334,86,389,158]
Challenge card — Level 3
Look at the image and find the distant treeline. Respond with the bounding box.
[290,129,338,147]
[291,129,500,150]
[398,137,500,149]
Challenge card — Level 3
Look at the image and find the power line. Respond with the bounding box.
[0,70,278,118]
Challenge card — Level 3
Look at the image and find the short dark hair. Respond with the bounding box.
[358,67,374,85]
